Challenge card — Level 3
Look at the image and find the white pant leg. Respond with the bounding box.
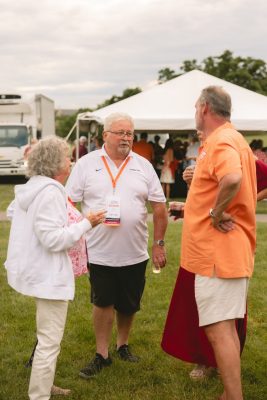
[28,298,68,400]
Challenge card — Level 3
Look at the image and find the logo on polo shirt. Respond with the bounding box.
[95,168,103,172]
[198,150,207,160]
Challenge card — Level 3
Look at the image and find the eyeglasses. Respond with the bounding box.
[109,130,134,139]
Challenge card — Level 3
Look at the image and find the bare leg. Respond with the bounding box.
[204,320,243,400]
[93,305,114,358]
[116,311,135,348]
[161,183,166,196]
[166,183,170,199]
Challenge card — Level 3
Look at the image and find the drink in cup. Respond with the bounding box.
[169,201,184,219]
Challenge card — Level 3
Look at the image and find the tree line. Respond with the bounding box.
[56,50,267,138]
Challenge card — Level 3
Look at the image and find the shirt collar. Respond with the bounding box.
[204,121,234,146]
[99,144,134,160]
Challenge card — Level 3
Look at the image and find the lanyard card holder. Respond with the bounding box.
[104,195,120,226]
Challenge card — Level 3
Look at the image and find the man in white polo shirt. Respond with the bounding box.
[66,112,168,378]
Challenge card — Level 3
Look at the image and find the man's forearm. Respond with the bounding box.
[213,173,242,217]
[257,188,267,202]
[150,202,168,240]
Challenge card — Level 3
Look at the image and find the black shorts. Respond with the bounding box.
[89,260,148,315]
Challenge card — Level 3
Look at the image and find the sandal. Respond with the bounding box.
[51,385,71,396]
[189,364,215,380]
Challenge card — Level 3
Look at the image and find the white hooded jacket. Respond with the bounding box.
[5,175,91,300]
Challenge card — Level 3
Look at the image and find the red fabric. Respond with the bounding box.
[169,159,179,178]
[161,267,247,367]
[72,144,88,161]
[256,159,267,193]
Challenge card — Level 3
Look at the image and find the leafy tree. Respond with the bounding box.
[56,108,92,139]
[96,87,142,109]
[159,50,267,95]
[56,113,77,138]
[158,67,180,84]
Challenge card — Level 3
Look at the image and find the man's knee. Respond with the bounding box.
[204,320,236,346]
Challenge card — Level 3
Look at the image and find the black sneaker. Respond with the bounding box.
[79,353,112,379]
[117,344,140,362]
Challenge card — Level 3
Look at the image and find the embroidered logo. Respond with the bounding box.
[198,150,207,160]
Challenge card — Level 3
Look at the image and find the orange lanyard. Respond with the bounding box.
[101,155,130,193]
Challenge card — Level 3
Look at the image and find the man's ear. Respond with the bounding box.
[102,131,108,141]
[202,102,209,115]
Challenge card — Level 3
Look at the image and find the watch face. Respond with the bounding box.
[154,240,165,246]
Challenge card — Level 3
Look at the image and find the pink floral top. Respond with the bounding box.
[67,199,88,277]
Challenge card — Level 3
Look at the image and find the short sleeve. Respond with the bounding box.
[147,164,166,202]
[210,138,242,182]
[65,160,85,202]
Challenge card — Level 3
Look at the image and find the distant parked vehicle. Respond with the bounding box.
[0,94,55,176]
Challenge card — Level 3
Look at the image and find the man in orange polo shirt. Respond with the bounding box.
[132,132,154,163]
[163,86,256,400]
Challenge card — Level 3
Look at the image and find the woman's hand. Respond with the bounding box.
[86,210,106,227]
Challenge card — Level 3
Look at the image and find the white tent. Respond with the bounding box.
[76,70,267,135]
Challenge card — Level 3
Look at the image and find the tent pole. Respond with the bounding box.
[65,121,77,142]
[76,118,79,161]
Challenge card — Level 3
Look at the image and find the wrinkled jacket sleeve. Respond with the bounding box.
[34,186,91,252]
[6,200,15,220]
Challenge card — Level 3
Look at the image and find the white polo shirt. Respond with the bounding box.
[65,146,166,267]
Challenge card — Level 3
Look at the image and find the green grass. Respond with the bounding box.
[0,184,15,212]
[147,197,267,215]
[1,183,267,214]
[0,219,266,400]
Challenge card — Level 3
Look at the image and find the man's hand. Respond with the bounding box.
[211,211,235,233]
[152,244,166,271]
[168,201,185,220]
[183,166,195,186]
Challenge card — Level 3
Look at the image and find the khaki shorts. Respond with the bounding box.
[195,274,249,327]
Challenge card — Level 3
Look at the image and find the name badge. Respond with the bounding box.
[104,195,120,226]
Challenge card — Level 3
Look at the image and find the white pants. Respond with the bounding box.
[28,298,68,400]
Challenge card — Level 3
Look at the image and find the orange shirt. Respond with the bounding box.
[133,140,154,162]
[181,122,256,278]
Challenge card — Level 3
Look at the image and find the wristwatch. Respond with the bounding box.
[209,208,217,218]
[153,240,165,246]
[209,208,218,218]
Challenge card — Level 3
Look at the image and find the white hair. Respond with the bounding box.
[104,112,134,131]
[79,136,88,144]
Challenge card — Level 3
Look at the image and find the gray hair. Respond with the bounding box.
[79,136,87,144]
[27,136,69,178]
[104,112,134,131]
[199,86,232,119]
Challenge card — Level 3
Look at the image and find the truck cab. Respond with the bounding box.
[0,123,29,175]
[0,93,55,176]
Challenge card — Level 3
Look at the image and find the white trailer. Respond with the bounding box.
[0,94,55,176]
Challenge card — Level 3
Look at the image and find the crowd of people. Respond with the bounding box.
[132,132,200,199]
[4,85,267,400]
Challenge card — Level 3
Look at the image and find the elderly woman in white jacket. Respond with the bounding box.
[5,136,105,400]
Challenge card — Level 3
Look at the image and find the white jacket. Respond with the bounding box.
[5,176,92,300]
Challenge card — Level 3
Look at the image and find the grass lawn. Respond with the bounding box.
[0,216,266,399]
[3,186,267,214]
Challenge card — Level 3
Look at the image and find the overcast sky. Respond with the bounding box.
[1,0,266,109]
